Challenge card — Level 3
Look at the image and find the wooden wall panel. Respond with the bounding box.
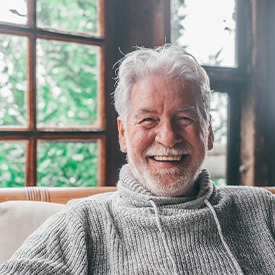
[241,0,275,186]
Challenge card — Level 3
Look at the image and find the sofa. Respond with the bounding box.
[0,186,116,264]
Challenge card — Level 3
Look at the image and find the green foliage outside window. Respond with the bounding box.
[37,40,99,127]
[37,0,98,34]
[0,0,101,187]
[0,35,27,126]
[0,143,26,187]
[38,142,99,187]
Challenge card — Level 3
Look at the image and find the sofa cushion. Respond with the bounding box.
[0,200,64,264]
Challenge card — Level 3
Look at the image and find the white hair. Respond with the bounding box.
[113,44,211,122]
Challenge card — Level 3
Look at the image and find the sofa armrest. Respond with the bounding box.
[0,186,117,204]
[0,200,64,264]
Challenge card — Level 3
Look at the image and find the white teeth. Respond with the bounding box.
[153,155,182,161]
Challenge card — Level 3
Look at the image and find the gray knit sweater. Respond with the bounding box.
[1,164,275,275]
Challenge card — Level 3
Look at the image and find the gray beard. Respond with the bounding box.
[128,159,204,197]
[124,129,208,197]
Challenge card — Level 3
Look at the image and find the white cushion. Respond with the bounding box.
[0,200,64,264]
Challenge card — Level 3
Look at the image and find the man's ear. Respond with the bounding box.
[117,117,127,153]
[207,116,214,151]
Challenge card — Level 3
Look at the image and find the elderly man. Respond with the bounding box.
[1,44,274,275]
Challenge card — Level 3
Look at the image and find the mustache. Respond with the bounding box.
[144,144,192,156]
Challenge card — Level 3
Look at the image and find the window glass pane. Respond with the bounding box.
[36,40,100,128]
[0,34,27,127]
[37,0,99,35]
[205,92,228,186]
[0,0,27,25]
[0,142,26,187]
[37,141,99,187]
[171,0,236,67]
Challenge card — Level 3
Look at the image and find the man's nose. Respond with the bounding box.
[155,121,183,148]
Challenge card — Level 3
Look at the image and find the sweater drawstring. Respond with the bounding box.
[204,199,244,275]
[149,200,179,275]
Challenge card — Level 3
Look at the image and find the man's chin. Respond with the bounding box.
[142,172,196,197]
[144,182,192,197]
[128,162,201,196]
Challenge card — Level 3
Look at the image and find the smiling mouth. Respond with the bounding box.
[149,155,185,162]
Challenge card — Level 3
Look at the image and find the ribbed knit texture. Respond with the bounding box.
[0,164,274,274]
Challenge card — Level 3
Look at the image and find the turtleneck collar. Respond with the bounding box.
[117,164,215,209]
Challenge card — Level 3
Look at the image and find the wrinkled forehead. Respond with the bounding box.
[128,75,207,120]
[130,75,203,102]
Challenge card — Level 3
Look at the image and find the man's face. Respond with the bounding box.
[117,75,214,197]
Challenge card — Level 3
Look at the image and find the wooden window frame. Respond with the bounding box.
[0,0,109,187]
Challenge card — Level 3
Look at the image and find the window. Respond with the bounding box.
[171,0,244,185]
[207,92,228,186]
[171,0,236,67]
[0,0,106,187]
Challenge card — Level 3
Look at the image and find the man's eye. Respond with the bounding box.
[142,118,154,122]
[176,117,193,125]
[139,118,157,127]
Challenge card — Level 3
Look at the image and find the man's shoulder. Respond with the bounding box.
[219,185,269,194]
[63,190,117,215]
[69,190,117,206]
[216,185,273,204]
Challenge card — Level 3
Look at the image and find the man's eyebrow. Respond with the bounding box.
[176,106,196,113]
[134,109,157,119]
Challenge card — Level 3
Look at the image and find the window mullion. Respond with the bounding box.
[27,0,37,186]
[26,36,37,186]
[27,0,36,27]
[26,137,37,186]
